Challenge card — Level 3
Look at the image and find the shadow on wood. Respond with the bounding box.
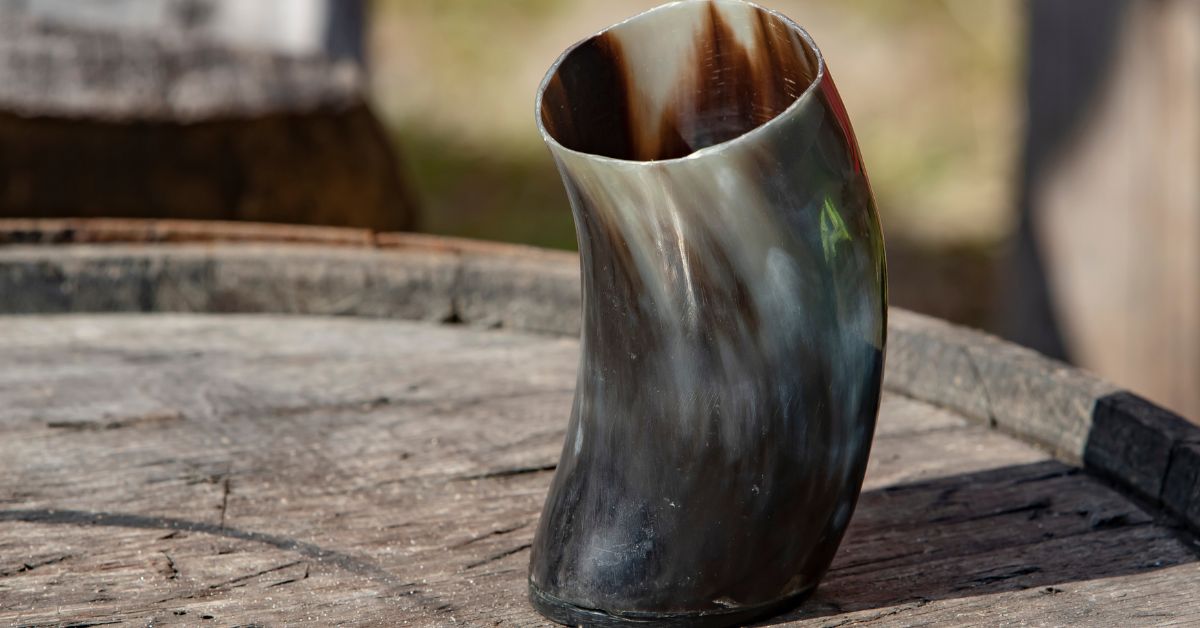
[764,460,1198,625]
[6,460,1186,623]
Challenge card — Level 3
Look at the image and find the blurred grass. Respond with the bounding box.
[371,0,1021,252]
[396,127,576,249]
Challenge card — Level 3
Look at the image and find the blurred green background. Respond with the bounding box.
[369,0,1020,252]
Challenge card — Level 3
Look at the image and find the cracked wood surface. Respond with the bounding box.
[0,315,1198,626]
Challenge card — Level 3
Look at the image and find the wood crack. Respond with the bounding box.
[268,562,310,588]
[1012,468,1082,485]
[831,549,927,572]
[817,598,930,627]
[218,477,231,529]
[962,565,1041,588]
[160,551,179,580]
[928,498,1052,524]
[450,522,531,549]
[231,396,398,420]
[959,346,999,428]
[17,621,123,628]
[464,543,532,569]
[0,553,70,577]
[210,560,303,590]
[0,508,414,592]
[458,464,556,481]
[46,410,183,431]
[222,388,573,422]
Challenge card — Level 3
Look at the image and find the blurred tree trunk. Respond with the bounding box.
[1008,0,1200,419]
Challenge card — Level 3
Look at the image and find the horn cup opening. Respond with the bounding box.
[538,0,820,162]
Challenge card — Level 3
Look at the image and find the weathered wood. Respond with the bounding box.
[0,315,1196,626]
[1086,392,1200,502]
[0,218,378,247]
[1,220,1198,530]
[1166,441,1200,529]
[0,221,1198,624]
[883,309,1119,465]
[0,227,582,337]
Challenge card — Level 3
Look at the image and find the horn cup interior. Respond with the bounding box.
[539,0,819,161]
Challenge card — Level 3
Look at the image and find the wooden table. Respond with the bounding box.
[1,220,1198,626]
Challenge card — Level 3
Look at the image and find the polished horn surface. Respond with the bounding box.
[529,1,887,625]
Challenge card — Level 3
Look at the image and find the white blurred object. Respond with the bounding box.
[0,0,364,63]
[207,0,329,57]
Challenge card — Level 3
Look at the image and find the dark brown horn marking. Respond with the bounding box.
[541,1,818,162]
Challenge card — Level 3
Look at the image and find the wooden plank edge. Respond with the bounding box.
[0,235,1196,533]
[0,218,377,246]
[884,309,1200,533]
[0,219,576,261]
[1089,392,1200,530]
[0,240,582,337]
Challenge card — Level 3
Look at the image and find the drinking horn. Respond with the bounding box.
[528,1,887,625]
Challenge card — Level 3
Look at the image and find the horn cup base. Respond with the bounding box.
[529,582,816,628]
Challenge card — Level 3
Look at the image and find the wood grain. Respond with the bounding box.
[1,228,1198,533]
[0,226,1198,531]
[0,315,1196,626]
